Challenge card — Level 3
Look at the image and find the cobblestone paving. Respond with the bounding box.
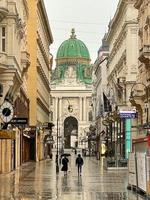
[0,154,145,200]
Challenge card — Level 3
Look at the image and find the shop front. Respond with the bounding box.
[0,130,16,173]
[21,130,36,163]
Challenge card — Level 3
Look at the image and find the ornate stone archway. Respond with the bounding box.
[64,116,78,148]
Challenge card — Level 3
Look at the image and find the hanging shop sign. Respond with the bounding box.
[119,111,137,119]
[10,117,28,125]
[0,130,15,139]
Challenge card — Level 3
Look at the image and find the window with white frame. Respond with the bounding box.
[0,27,6,52]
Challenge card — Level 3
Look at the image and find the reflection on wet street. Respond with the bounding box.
[0,154,145,199]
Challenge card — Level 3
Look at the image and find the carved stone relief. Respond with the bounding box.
[62,98,79,119]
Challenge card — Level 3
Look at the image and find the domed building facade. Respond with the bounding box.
[51,29,93,150]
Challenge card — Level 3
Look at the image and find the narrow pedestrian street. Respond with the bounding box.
[0,152,145,200]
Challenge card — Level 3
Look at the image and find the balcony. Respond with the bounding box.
[0,1,8,22]
[139,45,150,67]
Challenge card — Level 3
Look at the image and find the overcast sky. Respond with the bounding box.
[44,0,119,66]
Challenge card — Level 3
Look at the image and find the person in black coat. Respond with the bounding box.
[76,154,84,175]
[61,155,69,175]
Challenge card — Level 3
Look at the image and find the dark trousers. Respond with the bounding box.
[78,164,82,174]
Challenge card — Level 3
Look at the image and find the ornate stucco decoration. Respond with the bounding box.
[21,51,30,77]
[0,0,8,22]
[139,45,150,67]
[16,15,25,39]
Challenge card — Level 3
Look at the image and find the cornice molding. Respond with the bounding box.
[37,59,50,92]
[108,50,126,82]
[106,0,126,41]
[37,97,50,115]
[23,0,29,18]
[56,57,90,66]
[107,0,137,42]
[108,21,137,64]
[37,89,49,108]
[37,0,53,43]
[37,31,50,70]
[108,25,127,64]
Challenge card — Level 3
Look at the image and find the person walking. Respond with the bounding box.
[76,154,84,176]
[61,155,69,176]
[74,148,77,155]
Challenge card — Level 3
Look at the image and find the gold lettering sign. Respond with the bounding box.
[0,130,15,139]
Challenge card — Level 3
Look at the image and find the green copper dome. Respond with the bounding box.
[52,29,93,85]
[56,29,90,64]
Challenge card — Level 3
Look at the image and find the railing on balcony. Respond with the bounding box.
[139,45,150,66]
[0,0,8,22]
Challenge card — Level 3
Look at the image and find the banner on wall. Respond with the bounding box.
[128,152,137,186]
[136,152,147,192]
[146,156,150,195]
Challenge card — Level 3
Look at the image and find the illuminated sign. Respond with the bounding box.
[119,111,137,119]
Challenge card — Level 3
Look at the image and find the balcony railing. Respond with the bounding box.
[139,45,150,67]
[0,0,8,22]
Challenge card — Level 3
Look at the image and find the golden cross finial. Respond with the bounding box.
[70,28,76,39]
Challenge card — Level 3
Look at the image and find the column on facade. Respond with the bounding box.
[59,97,62,139]
[79,97,82,121]
[83,97,86,121]
[59,97,62,120]
[55,97,58,121]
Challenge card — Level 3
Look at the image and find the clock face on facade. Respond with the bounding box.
[0,101,14,123]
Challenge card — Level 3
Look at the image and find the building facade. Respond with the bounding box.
[0,0,29,173]
[93,35,109,158]
[27,0,53,161]
[105,0,139,160]
[51,29,93,151]
[131,0,150,152]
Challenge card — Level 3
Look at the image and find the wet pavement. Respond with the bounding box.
[0,153,145,200]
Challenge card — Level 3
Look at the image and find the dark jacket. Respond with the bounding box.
[76,157,84,166]
[61,157,69,171]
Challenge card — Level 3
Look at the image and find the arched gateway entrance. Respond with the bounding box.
[64,116,78,148]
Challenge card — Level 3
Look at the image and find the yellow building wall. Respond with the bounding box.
[27,0,38,126]
[0,139,12,173]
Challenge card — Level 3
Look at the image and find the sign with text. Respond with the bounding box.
[119,111,137,119]
[10,118,28,125]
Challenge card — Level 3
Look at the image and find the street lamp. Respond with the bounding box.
[56,98,73,173]
[129,82,149,125]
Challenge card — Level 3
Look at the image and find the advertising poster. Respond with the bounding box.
[136,152,147,192]
[146,156,150,195]
[128,152,137,186]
